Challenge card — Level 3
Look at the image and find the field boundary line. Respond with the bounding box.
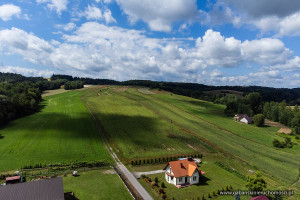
[80,88,153,200]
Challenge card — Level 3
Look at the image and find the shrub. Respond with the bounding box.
[154,177,158,182]
[208,193,211,198]
[225,185,229,191]
[159,188,165,194]
[141,174,146,179]
[196,196,200,200]
[211,191,216,196]
[151,182,158,187]
[131,161,134,166]
[202,194,205,200]
[161,182,166,188]
[162,194,167,199]
[254,114,265,127]
[148,178,152,182]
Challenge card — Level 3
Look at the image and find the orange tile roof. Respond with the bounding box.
[163,158,202,178]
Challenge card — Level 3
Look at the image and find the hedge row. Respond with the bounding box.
[131,154,202,166]
[22,160,110,170]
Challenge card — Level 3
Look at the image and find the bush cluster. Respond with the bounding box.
[143,175,168,200]
[273,137,294,148]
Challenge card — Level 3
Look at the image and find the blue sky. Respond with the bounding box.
[0,0,300,88]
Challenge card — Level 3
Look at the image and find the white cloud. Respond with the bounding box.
[271,56,300,71]
[82,5,102,20]
[210,69,222,77]
[0,4,21,21]
[202,0,300,37]
[56,22,76,31]
[0,66,55,78]
[79,5,116,24]
[0,24,298,87]
[36,0,68,14]
[241,38,292,65]
[103,9,116,24]
[116,0,198,32]
[249,70,282,79]
[0,27,53,65]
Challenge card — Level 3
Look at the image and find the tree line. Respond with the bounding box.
[263,102,300,134]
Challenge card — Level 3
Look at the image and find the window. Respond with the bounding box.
[171,177,173,180]
[179,177,182,182]
[193,176,197,181]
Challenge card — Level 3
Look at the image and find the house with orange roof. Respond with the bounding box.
[163,158,205,188]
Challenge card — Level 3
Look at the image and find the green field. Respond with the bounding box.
[64,169,133,200]
[81,86,300,199]
[1,85,300,199]
[0,90,111,172]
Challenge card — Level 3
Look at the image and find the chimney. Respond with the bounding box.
[180,163,184,168]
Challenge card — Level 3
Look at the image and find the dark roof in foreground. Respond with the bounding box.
[0,177,64,200]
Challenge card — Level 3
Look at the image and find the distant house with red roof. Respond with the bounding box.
[163,158,205,188]
[249,195,269,200]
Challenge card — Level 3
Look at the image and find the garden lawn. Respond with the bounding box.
[63,169,133,200]
[0,90,111,172]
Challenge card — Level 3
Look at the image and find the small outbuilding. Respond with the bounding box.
[163,158,205,188]
[5,176,21,185]
[234,114,253,124]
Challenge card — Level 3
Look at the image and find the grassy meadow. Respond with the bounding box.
[0,90,111,172]
[81,86,299,199]
[1,85,299,199]
[63,169,133,200]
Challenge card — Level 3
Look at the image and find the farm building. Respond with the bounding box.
[163,158,205,188]
[234,114,254,124]
[5,176,21,185]
[0,177,64,200]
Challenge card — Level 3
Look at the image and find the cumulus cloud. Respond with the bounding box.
[36,0,68,14]
[0,4,21,21]
[79,5,116,24]
[249,70,282,79]
[55,22,76,31]
[116,0,198,32]
[270,56,300,71]
[0,27,53,65]
[202,0,300,37]
[0,66,55,78]
[0,24,298,86]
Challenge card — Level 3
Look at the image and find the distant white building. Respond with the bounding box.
[234,114,254,124]
[163,158,205,188]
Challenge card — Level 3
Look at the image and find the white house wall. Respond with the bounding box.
[190,170,199,184]
[240,118,248,124]
[165,166,176,185]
